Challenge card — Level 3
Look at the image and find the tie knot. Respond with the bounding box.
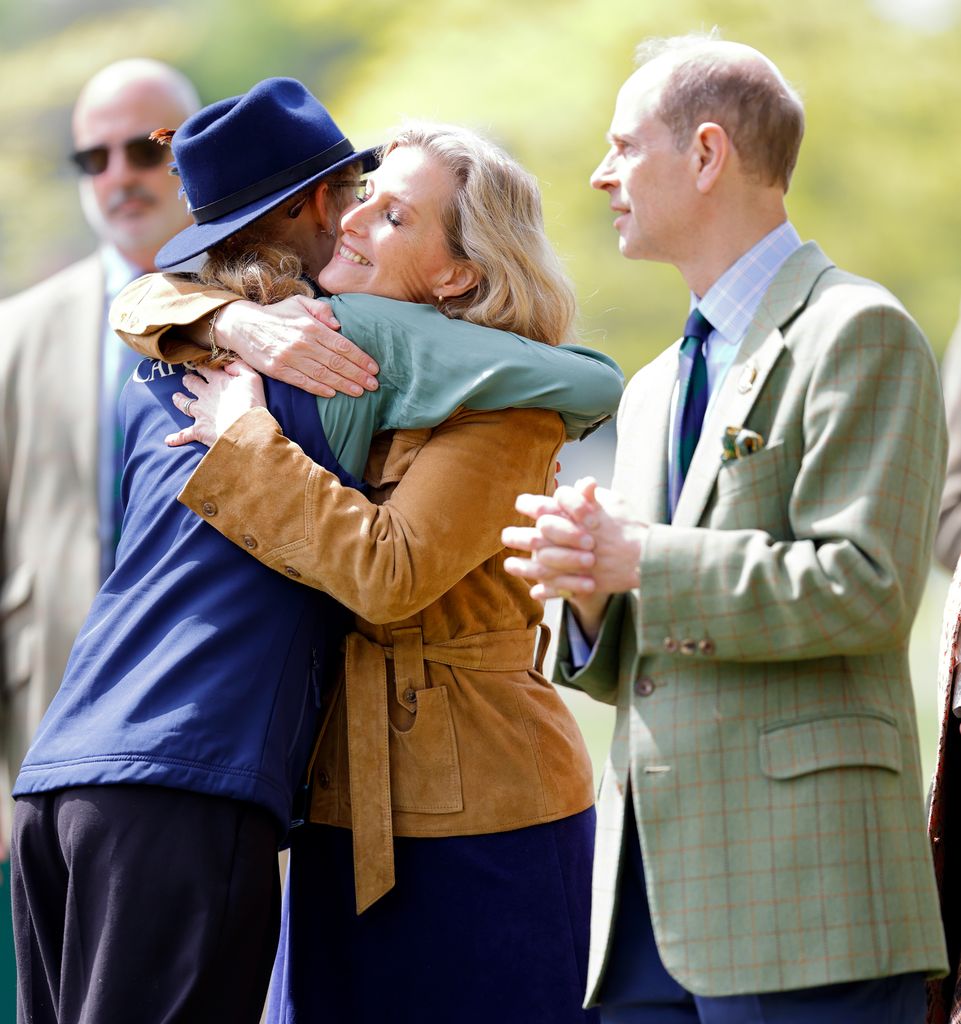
[683,307,713,344]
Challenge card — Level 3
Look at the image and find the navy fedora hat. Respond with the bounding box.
[155,77,379,270]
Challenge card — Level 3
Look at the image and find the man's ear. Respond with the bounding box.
[692,122,729,194]
[435,260,480,300]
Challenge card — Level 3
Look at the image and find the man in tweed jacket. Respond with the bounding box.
[504,35,948,1023]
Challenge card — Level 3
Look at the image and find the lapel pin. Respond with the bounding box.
[737,364,758,394]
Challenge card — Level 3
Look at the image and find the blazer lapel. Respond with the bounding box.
[615,345,678,525]
[671,242,835,528]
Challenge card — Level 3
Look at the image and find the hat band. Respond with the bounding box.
[190,137,356,225]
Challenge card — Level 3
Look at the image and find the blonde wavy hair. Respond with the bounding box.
[198,165,363,304]
[383,122,577,345]
[199,132,578,346]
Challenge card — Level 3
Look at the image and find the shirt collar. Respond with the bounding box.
[693,221,802,348]
[100,245,147,303]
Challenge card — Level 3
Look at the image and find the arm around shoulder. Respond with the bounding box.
[180,405,567,621]
[110,273,238,362]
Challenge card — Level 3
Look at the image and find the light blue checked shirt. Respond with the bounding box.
[666,220,802,499]
[567,221,802,666]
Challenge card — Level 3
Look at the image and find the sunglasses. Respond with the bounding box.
[70,136,168,176]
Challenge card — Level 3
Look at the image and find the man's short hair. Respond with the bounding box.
[637,34,805,191]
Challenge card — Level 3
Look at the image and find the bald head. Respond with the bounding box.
[72,59,200,269]
[631,35,804,191]
[73,59,199,134]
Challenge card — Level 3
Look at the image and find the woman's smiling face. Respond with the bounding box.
[317,145,467,305]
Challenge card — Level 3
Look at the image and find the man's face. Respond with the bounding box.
[72,80,193,268]
[590,63,695,264]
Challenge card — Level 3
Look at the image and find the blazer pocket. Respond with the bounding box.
[715,441,786,499]
[759,712,902,779]
[388,685,464,814]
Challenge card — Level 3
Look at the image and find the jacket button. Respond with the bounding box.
[201,501,218,516]
[634,677,655,697]
[679,638,697,656]
[317,770,331,790]
[403,688,417,705]
[285,566,301,578]
[242,534,257,550]
[698,638,716,656]
[662,637,678,653]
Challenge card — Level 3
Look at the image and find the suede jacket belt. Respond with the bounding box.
[344,625,549,913]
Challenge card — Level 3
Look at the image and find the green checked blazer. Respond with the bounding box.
[558,242,949,1002]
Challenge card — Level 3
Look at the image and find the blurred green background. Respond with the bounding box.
[2,0,961,1016]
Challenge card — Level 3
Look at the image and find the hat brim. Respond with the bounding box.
[155,145,380,271]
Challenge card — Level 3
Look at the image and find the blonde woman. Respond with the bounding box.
[113,121,612,1022]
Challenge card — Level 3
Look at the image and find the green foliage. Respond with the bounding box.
[1,0,960,371]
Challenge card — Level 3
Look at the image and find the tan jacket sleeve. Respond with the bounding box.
[110,273,239,362]
[179,405,565,622]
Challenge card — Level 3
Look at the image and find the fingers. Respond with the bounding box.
[535,514,595,550]
[285,371,336,399]
[553,483,600,529]
[529,579,597,603]
[500,525,543,553]
[514,492,562,522]
[270,356,369,400]
[181,371,213,396]
[172,391,197,417]
[165,427,197,447]
[574,476,598,503]
[301,297,341,331]
[508,545,595,574]
[306,338,379,394]
[502,518,593,554]
[303,299,380,377]
[503,555,596,596]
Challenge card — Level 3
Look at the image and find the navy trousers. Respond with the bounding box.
[598,811,926,1024]
[12,785,281,1024]
[266,809,599,1023]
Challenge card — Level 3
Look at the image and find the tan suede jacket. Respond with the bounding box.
[114,288,596,912]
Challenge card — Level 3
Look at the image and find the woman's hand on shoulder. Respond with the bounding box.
[167,360,266,449]
[216,296,380,399]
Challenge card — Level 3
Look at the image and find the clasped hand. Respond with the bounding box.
[502,477,647,638]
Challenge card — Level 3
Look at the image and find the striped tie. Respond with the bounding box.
[670,307,714,517]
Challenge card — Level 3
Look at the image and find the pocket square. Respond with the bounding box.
[721,426,765,462]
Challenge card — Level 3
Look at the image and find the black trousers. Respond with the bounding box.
[12,785,281,1024]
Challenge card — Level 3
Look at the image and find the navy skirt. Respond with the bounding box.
[266,808,599,1023]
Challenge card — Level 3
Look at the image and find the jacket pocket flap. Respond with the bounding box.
[759,713,901,779]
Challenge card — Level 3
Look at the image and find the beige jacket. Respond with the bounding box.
[0,255,104,847]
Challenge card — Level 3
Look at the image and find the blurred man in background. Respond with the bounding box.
[0,57,200,864]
